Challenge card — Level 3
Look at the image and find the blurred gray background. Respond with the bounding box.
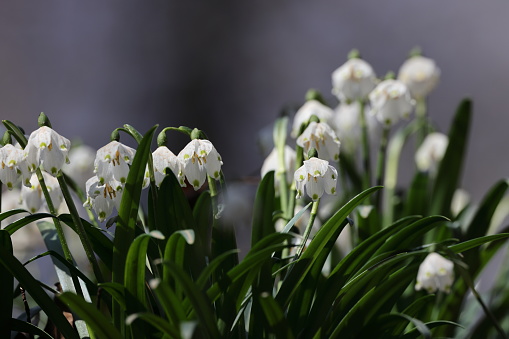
[1,1,508,202]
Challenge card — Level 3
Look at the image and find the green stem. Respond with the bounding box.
[374,126,390,208]
[296,199,319,258]
[57,171,104,282]
[286,145,303,221]
[416,98,428,147]
[358,100,371,190]
[277,150,289,221]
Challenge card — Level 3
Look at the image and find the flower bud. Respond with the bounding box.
[398,55,440,99]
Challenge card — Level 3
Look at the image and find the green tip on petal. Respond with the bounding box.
[99,211,106,220]
[214,171,219,178]
[312,194,319,200]
[38,112,52,128]
[193,179,200,188]
[51,167,57,174]
[7,182,12,189]
[331,187,336,194]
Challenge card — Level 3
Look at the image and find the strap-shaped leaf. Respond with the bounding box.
[126,312,180,338]
[4,213,55,235]
[259,292,295,339]
[0,230,13,339]
[9,318,53,339]
[251,170,276,246]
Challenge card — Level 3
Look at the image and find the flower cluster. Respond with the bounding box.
[415,253,455,293]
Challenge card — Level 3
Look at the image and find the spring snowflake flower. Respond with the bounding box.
[291,100,334,138]
[369,79,415,126]
[21,172,62,213]
[178,139,222,190]
[415,132,448,172]
[294,158,338,201]
[25,126,71,175]
[84,176,123,222]
[297,122,341,162]
[145,146,186,188]
[332,58,377,102]
[261,145,296,187]
[0,144,31,189]
[94,141,136,186]
[398,56,440,99]
[415,252,454,293]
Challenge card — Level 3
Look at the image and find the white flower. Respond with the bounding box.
[294,158,338,201]
[94,141,136,186]
[415,252,454,293]
[261,145,296,187]
[369,79,415,126]
[21,172,62,213]
[297,122,341,162]
[291,100,334,138]
[332,58,377,102]
[25,126,71,175]
[63,144,96,189]
[178,139,222,190]
[0,144,31,189]
[84,176,123,222]
[451,188,470,217]
[333,101,379,154]
[398,56,440,99]
[146,146,186,188]
[415,132,448,172]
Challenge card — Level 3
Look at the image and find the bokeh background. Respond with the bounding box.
[1,1,508,202]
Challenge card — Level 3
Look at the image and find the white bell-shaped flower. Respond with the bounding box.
[415,252,454,293]
[294,158,338,201]
[332,58,377,102]
[261,145,296,188]
[178,139,223,190]
[94,141,136,186]
[291,100,334,138]
[398,56,440,99]
[21,172,62,213]
[296,122,341,162]
[25,126,71,175]
[369,79,415,126]
[415,132,448,172]
[145,146,186,188]
[84,176,123,222]
[0,144,31,189]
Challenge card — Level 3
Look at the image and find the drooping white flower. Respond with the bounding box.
[0,144,31,189]
[332,58,377,102]
[25,126,71,175]
[178,139,222,190]
[261,145,296,188]
[145,146,186,188]
[333,101,379,154]
[84,176,123,222]
[21,172,62,213]
[94,141,136,186]
[296,122,341,162]
[63,144,96,189]
[369,79,415,126]
[415,252,454,293]
[291,100,334,138]
[415,132,448,172]
[294,158,337,201]
[398,56,440,99]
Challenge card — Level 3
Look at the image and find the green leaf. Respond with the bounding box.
[126,312,180,338]
[449,233,509,253]
[0,231,14,339]
[9,318,53,339]
[2,120,28,147]
[431,99,471,217]
[404,171,430,217]
[281,202,312,233]
[59,292,121,339]
[0,208,29,222]
[0,242,78,339]
[149,279,187,327]
[163,230,195,289]
[98,282,126,309]
[125,233,154,311]
[4,213,55,235]
[259,292,295,339]
[251,171,276,246]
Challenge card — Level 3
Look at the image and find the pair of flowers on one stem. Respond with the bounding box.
[85,136,223,222]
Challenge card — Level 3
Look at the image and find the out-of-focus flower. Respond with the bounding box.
[415,252,454,293]
[333,102,379,154]
[415,132,448,172]
[178,139,222,190]
[84,176,123,222]
[21,172,62,213]
[369,79,415,126]
[291,100,334,138]
[0,144,31,189]
[261,145,296,186]
[295,158,337,201]
[94,141,136,186]
[146,146,186,188]
[25,126,71,175]
[398,56,440,99]
[296,122,340,162]
[332,58,377,102]
[63,144,96,189]
[451,188,470,217]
